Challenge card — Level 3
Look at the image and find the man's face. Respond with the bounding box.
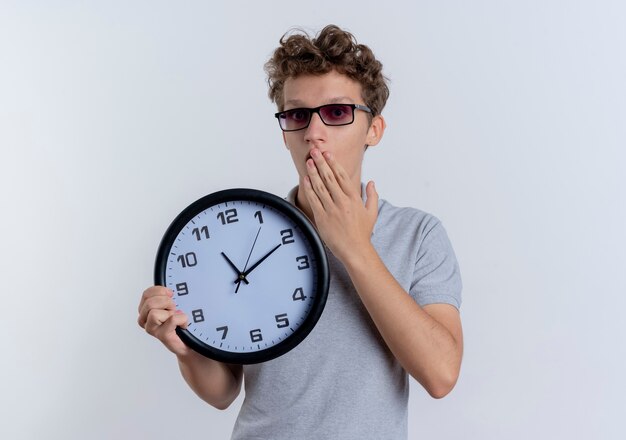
[281,70,383,189]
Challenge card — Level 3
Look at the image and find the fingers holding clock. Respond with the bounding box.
[150,310,191,356]
[139,286,190,356]
[144,308,175,333]
[138,286,176,329]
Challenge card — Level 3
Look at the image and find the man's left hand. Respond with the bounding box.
[302,147,378,264]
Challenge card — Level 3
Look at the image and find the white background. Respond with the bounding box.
[1,1,624,439]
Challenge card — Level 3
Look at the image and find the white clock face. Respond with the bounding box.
[158,192,327,363]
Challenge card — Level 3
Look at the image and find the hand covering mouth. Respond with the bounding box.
[305,151,324,163]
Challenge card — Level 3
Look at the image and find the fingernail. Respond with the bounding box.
[310,148,319,158]
[307,158,314,167]
[323,151,331,159]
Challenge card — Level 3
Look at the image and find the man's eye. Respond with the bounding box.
[288,110,307,121]
[324,105,351,121]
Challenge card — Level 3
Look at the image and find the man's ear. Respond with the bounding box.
[366,115,386,147]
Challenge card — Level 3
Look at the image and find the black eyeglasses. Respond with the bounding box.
[275,103,372,132]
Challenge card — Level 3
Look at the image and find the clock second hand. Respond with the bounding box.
[235,226,262,293]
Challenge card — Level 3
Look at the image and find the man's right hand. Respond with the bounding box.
[137,286,190,357]
[137,285,244,409]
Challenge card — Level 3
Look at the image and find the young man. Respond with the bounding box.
[138,25,463,439]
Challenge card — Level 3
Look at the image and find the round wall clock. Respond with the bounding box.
[154,188,329,364]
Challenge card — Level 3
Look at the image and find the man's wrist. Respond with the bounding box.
[176,348,202,365]
[342,242,379,273]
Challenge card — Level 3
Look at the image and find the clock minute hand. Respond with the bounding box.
[238,243,282,281]
[220,252,249,285]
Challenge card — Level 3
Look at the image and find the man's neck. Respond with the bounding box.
[295,186,315,226]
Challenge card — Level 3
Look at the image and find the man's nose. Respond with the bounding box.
[304,112,326,142]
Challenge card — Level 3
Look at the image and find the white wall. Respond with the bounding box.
[1,1,624,439]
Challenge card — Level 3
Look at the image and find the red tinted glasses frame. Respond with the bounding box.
[275,104,372,132]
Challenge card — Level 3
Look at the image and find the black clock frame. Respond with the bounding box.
[154,188,330,364]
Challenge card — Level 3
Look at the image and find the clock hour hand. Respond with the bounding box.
[237,243,282,281]
[221,252,249,285]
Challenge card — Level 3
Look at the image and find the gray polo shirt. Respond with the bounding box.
[231,186,462,440]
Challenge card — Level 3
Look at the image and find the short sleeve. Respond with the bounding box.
[409,220,463,309]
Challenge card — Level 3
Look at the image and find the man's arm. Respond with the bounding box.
[302,149,463,397]
[138,286,244,409]
[343,246,463,398]
[176,350,243,410]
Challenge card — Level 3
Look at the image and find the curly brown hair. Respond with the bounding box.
[265,25,390,116]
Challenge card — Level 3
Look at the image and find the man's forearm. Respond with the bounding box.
[177,350,243,410]
[343,244,463,398]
